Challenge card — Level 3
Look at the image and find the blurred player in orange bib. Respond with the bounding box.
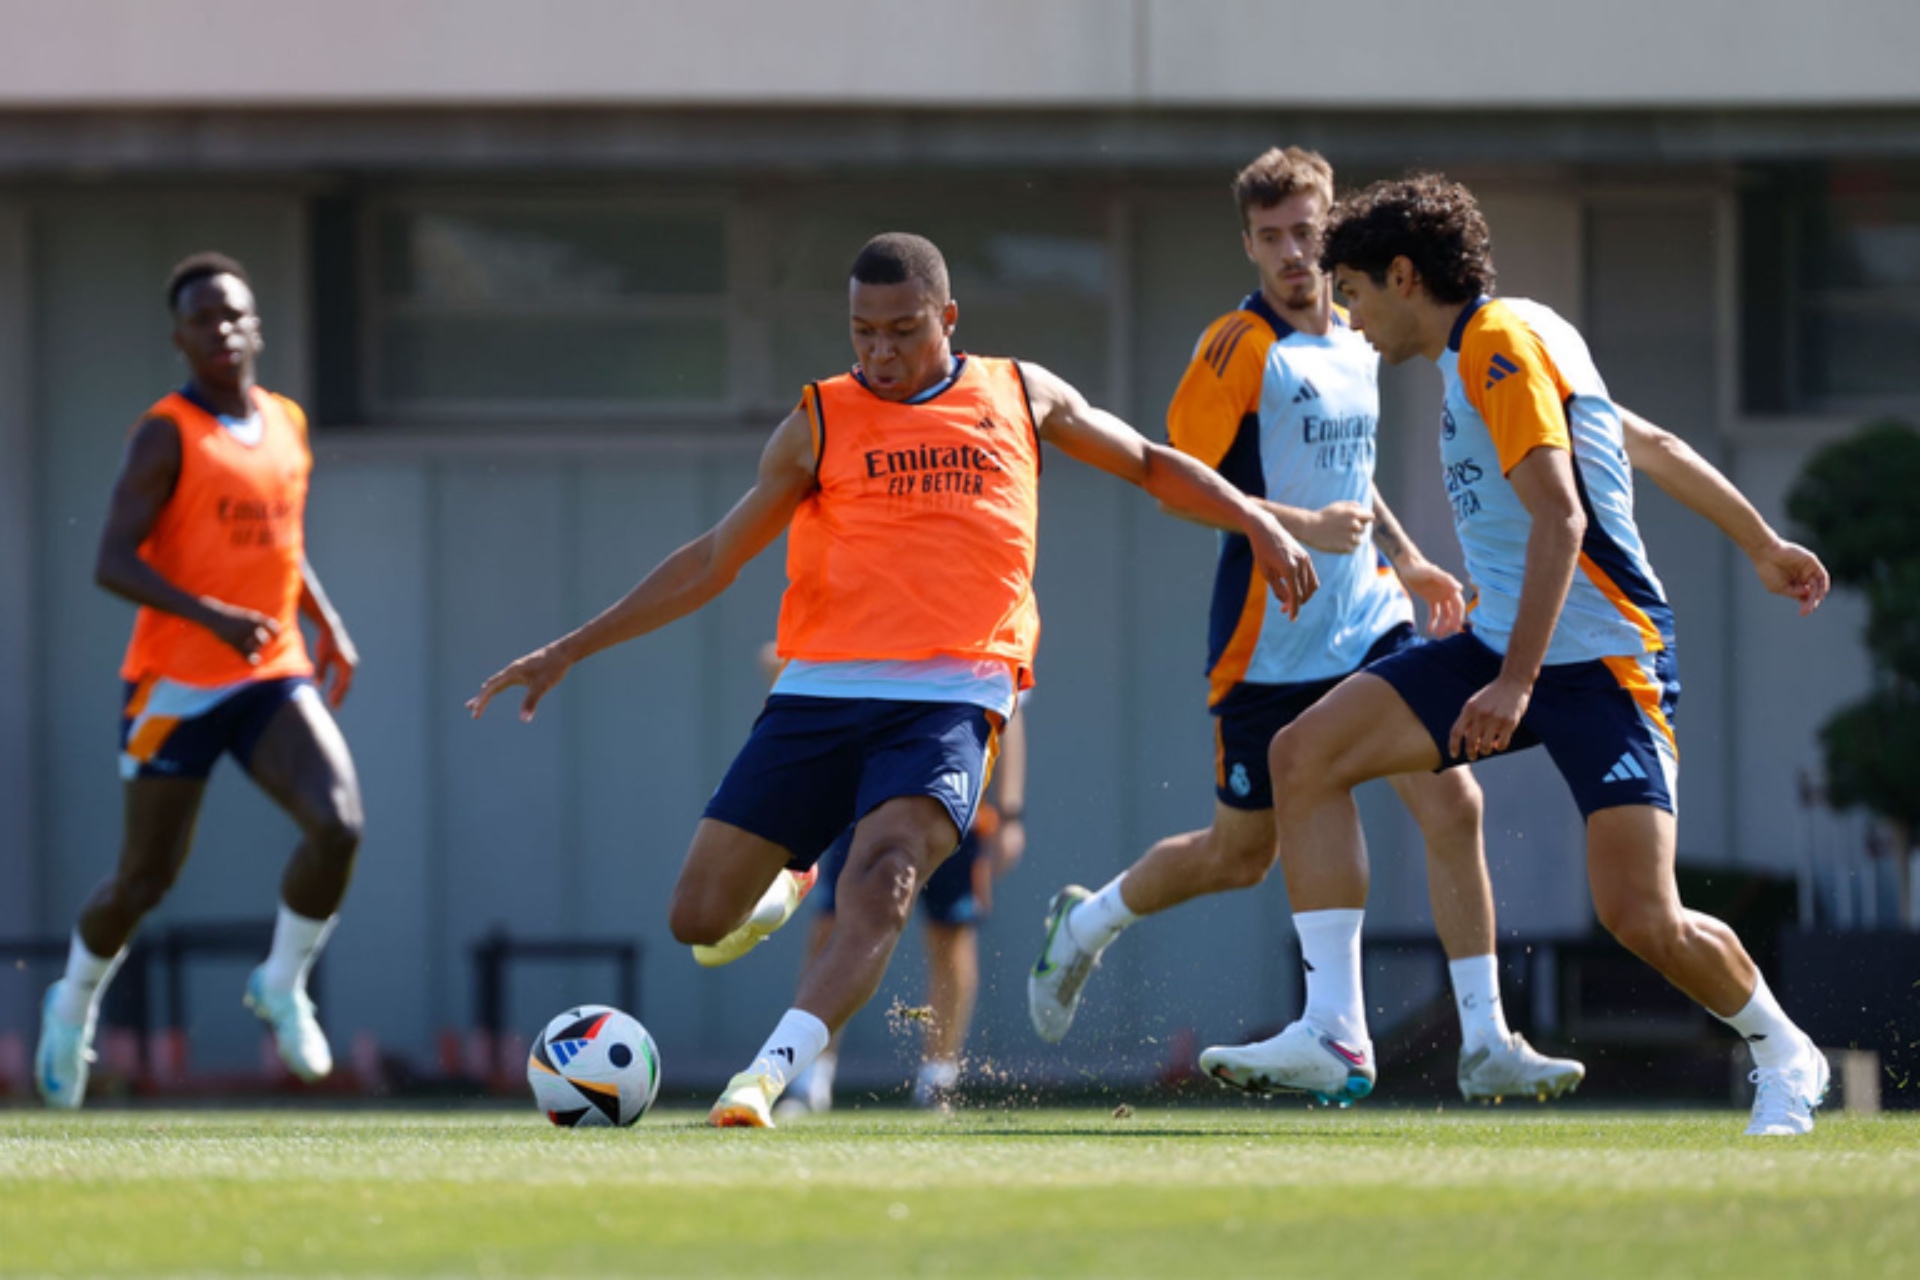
[470,232,1317,1128]
[35,253,365,1108]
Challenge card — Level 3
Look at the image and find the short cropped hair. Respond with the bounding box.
[166,251,250,312]
[1318,174,1495,305]
[850,232,950,301]
[1232,147,1335,227]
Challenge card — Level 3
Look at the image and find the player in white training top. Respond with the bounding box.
[1029,147,1583,1104]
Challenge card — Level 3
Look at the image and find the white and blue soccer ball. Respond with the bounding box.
[527,1004,661,1128]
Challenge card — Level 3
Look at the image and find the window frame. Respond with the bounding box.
[1737,162,1920,423]
[357,189,746,427]
[337,178,1128,434]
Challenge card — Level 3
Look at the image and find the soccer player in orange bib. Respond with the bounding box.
[470,232,1317,1127]
[35,253,364,1107]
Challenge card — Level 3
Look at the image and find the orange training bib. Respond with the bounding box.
[119,386,314,687]
[776,356,1042,688]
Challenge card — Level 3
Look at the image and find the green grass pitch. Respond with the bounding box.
[2,1107,1914,1277]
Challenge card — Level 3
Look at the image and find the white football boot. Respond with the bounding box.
[1745,1035,1831,1136]
[1458,1033,1586,1102]
[772,1054,835,1121]
[692,867,819,968]
[1028,885,1103,1043]
[1199,1018,1376,1107]
[710,1069,780,1129]
[35,982,97,1110]
[244,965,334,1082]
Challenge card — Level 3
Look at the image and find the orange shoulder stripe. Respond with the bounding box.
[1458,302,1572,475]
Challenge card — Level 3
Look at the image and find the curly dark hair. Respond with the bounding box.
[1318,174,1495,305]
[166,251,250,312]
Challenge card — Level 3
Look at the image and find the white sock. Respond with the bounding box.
[800,1050,837,1109]
[918,1058,960,1091]
[1448,954,1512,1053]
[259,905,338,994]
[1068,875,1139,952]
[1716,972,1804,1070]
[53,934,126,1025]
[748,1008,831,1094]
[1295,908,1368,1046]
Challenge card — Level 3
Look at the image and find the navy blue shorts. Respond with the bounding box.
[703,695,997,872]
[812,827,985,926]
[1213,623,1420,810]
[1366,630,1680,818]
[120,676,313,782]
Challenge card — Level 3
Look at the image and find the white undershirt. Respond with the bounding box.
[218,409,264,447]
[772,656,1017,719]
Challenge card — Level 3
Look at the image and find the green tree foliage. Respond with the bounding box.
[1787,419,1920,843]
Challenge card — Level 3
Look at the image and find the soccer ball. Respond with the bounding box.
[527,1005,661,1127]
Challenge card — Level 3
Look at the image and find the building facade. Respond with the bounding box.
[1,1,1916,1085]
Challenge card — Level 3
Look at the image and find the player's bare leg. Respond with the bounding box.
[1201,675,1435,1102]
[1388,770,1491,958]
[39,777,204,1108]
[1391,767,1583,1100]
[1587,805,1755,1011]
[1585,804,1826,1133]
[78,778,207,957]
[796,797,959,1030]
[711,797,958,1128]
[1119,804,1283,910]
[247,691,363,920]
[241,690,365,1081]
[1029,803,1272,1042]
[669,819,799,956]
[918,920,978,1107]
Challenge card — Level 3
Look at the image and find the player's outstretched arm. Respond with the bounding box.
[468,410,818,721]
[1020,361,1318,619]
[1158,489,1371,555]
[300,558,359,708]
[95,414,284,663]
[1621,409,1830,616]
[1371,488,1466,637]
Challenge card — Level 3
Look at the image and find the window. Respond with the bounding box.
[1743,163,1920,414]
[765,188,1113,400]
[345,184,1117,428]
[365,199,731,420]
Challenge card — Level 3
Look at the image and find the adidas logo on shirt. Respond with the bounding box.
[1485,353,1521,390]
[1292,379,1321,404]
[1602,753,1649,784]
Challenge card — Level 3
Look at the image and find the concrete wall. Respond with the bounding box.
[1,1,1916,109]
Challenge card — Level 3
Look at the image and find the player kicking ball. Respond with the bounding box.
[469,232,1316,1128]
[1201,175,1833,1135]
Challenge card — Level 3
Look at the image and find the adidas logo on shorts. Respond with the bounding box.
[1602,753,1649,784]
